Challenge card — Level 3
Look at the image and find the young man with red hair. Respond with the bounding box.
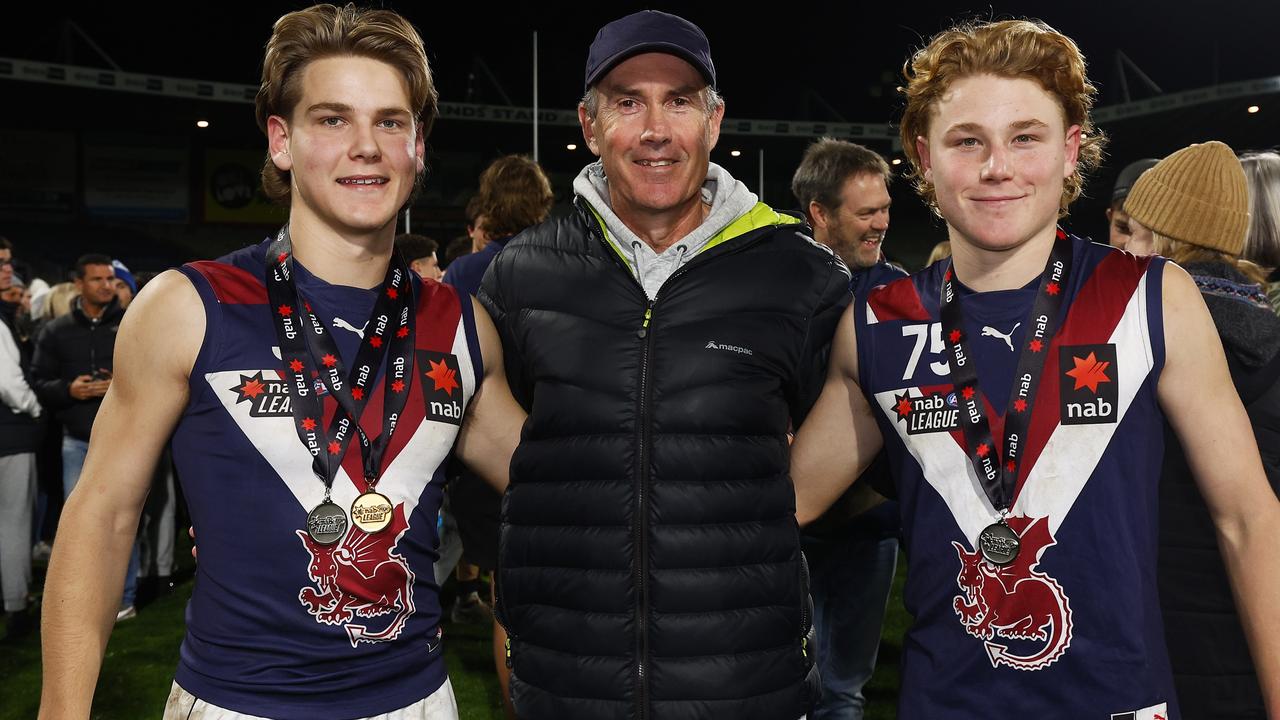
[793,19,1280,719]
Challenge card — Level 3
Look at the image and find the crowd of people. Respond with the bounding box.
[2,5,1278,720]
[1,249,178,633]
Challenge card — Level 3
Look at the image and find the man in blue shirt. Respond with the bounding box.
[791,138,904,720]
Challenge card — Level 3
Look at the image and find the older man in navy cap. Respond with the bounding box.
[479,10,847,720]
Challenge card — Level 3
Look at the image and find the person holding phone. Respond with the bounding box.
[30,253,139,620]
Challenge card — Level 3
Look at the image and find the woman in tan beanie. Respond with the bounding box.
[1124,140,1280,720]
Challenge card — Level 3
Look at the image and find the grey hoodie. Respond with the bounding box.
[573,160,759,300]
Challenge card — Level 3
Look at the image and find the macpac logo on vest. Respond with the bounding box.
[418,350,463,426]
[1058,343,1118,425]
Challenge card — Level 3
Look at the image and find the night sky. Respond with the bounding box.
[3,0,1278,267]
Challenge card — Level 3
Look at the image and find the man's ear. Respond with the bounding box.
[414,123,426,175]
[915,135,932,181]
[707,98,724,150]
[267,115,293,172]
[1062,124,1082,179]
[578,104,601,157]
[808,201,831,231]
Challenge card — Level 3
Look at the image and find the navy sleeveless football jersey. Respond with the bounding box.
[856,234,1178,720]
[171,240,481,719]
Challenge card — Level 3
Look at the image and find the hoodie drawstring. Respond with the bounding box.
[630,241,648,283]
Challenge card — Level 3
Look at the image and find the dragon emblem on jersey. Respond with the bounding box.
[296,504,416,647]
[951,515,1073,670]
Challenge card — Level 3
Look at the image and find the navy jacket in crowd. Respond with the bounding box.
[31,297,124,441]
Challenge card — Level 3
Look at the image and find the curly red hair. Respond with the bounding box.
[899,19,1105,217]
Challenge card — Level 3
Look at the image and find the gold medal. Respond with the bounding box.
[350,491,394,533]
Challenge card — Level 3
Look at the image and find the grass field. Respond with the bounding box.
[1,544,909,719]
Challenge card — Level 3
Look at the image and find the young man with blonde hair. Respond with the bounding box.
[793,19,1280,719]
[39,5,522,718]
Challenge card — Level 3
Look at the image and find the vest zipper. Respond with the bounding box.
[579,201,777,720]
[635,297,655,720]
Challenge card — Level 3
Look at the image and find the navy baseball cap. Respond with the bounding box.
[584,10,716,92]
[1111,158,1160,204]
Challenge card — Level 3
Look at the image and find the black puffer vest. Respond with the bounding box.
[480,198,849,720]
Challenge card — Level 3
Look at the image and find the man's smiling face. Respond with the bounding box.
[581,52,723,226]
[268,55,425,237]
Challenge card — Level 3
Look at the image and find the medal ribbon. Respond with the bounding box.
[939,234,1073,514]
[264,227,416,498]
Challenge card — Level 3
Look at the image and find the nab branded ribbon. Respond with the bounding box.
[264,227,417,496]
[939,231,1073,514]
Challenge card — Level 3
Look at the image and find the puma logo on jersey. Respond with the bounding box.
[332,317,368,338]
[981,323,1020,352]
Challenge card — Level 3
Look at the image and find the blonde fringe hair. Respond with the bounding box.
[898,19,1106,218]
[255,3,438,206]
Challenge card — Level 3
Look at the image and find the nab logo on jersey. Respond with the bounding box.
[418,350,463,426]
[893,390,960,434]
[230,372,292,417]
[1059,343,1118,425]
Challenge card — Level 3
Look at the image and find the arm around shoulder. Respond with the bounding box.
[39,269,204,718]
[1157,262,1280,714]
[792,303,883,525]
[455,295,525,494]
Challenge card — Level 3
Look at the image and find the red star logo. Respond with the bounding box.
[395,326,410,339]
[1006,459,1017,473]
[351,387,364,401]
[961,386,975,401]
[327,441,342,455]
[1046,281,1061,296]
[1013,398,1027,413]
[1065,351,1112,393]
[948,329,962,344]
[976,443,990,458]
[391,379,405,393]
[304,301,312,313]
[231,372,272,403]
[301,417,317,431]
[944,268,953,281]
[277,304,293,317]
[369,336,383,348]
[426,358,459,396]
[387,287,399,299]
[1029,339,1044,353]
[896,397,913,417]
[277,252,288,263]
[289,359,304,372]
[238,377,265,399]
[321,354,337,368]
